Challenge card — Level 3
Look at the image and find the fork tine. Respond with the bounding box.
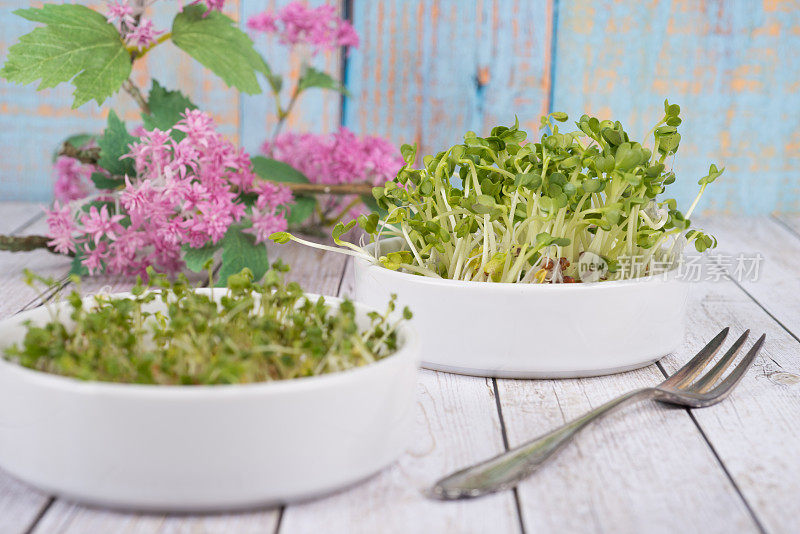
[661,327,729,388]
[703,334,766,401]
[687,330,750,393]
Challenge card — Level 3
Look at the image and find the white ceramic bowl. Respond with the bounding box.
[0,290,418,512]
[354,238,689,378]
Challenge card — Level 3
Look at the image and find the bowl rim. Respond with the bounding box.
[358,237,683,290]
[0,291,418,397]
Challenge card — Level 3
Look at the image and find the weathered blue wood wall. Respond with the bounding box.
[1,0,799,214]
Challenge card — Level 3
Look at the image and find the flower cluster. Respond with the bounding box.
[247,1,358,54]
[106,0,164,50]
[46,110,290,276]
[192,0,227,13]
[263,127,404,220]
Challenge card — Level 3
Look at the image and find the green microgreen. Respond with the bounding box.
[273,101,722,283]
[3,263,411,385]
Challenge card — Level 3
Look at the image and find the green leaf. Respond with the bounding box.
[90,172,124,190]
[172,5,266,95]
[657,132,681,155]
[601,128,622,146]
[251,156,310,184]
[143,80,197,136]
[332,220,356,245]
[699,163,724,186]
[215,225,269,287]
[97,110,136,177]
[400,143,417,165]
[297,66,348,95]
[583,178,604,193]
[0,4,131,108]
[183,242,221,272]
[286,196,316,226]
[357,213,379,234]
[269,232,291,244]
[514,172,541,189]
[251,157,316,226]
[69,254,89,277]
[667,103,681,117]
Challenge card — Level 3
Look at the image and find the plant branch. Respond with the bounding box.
[122,78,150,115]
[0,234,68,255]
[286,182,374,196]
[272,84,301,139]
[59,142,101,164]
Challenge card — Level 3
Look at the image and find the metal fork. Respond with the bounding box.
[429,328,766,500]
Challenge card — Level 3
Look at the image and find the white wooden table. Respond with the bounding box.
[0,202,798,534]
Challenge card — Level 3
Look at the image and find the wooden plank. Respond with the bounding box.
[344,0,553,161]
[703,216,800,336]
[31,501,279,534]
[776,213,800,237]
[0,472,50,534]
[278,371,521,534]
[659,281,800,533]
[239,0,342,156]
[338,257,355,297]
[497,366,758,532]
[276,249,519,533]
[0,202,45,234]
[551,0,800,214]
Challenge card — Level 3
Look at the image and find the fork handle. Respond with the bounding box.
[430,387,656,499]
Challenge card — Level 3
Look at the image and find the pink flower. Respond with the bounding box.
[106,0,134,31]
[247,211,288,244]
[263,128,403,187]
[82,242,108,275]
[190,0,226,15]
[80,205,125,245]
[128,128,174,176]
[45,202,77,255]
[263,127,402,221]
[248,1,358,54]
[119,176,154,218]
[125,18,163,50]
[53,156,93,203]
[247,12,278,33]
[254,180,293,210]
[173,108,217,143]
[203,0,226,11]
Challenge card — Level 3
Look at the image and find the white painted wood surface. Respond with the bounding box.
[0,204,798,534]
[0,207,65,534]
